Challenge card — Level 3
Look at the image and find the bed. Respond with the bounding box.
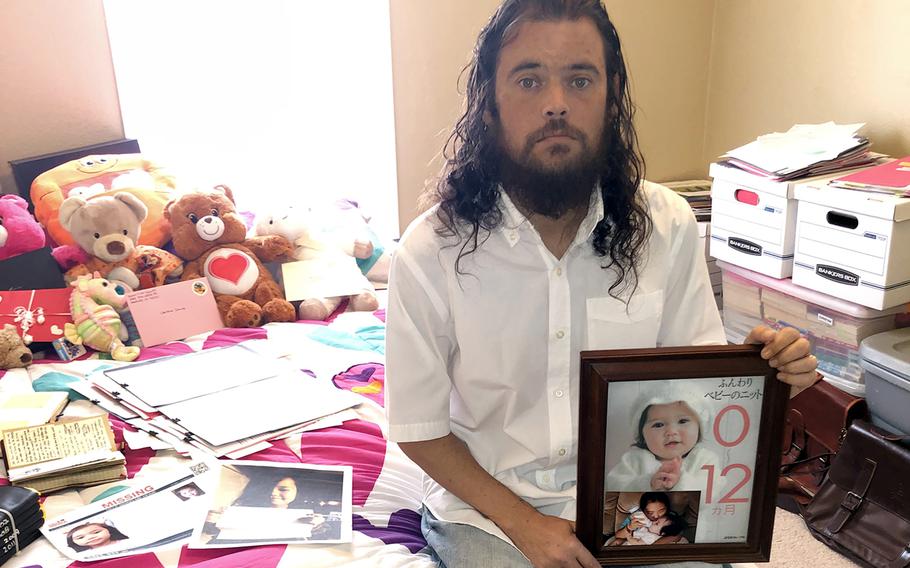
[1,306,438,568]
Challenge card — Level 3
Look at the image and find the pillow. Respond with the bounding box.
[31,154,176,248]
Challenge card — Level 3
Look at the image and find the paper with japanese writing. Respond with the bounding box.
[604,375,765,544]
[3,414,117,470]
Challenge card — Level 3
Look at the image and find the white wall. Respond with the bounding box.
[704,0,910,168]
[0,0,122,196]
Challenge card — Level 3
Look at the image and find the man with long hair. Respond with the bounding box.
[386,1,817,566]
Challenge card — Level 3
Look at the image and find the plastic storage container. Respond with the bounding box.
[718,260,908,395]
[860,328,910,435]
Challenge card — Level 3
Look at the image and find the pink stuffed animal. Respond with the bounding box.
[0,194,45,261]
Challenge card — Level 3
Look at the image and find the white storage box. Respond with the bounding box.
[792,182,910,310]
[708,163,844,278]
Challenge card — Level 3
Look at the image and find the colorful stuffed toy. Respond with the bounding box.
[0,323,33,369]
[59,192,183,290]
[165,185,296,328]
[64,273,139,362]
[30,154,176,248]
[333,199,395,285]
[254,202,379,321]
[0,194,45,261]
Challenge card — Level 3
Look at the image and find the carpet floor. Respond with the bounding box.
[733,507,860,568]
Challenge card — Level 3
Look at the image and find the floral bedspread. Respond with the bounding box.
[1,310,435,568]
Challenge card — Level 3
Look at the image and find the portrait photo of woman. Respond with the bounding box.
[199,461,349,547]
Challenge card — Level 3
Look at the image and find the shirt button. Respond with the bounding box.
[555,267,563,276]
[554,389,564,398]
[558,448,567,456]
[543,473,551,483]
[555,330,565,339]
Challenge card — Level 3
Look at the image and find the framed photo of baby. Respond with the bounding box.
[576,344,788,565]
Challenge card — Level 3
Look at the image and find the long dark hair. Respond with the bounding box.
[426,0,650,298]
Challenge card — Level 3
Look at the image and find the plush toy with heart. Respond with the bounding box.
[165,185,296,328]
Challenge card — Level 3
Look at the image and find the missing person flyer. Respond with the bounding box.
[40,461,216,562]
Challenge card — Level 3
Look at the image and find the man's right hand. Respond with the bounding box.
[505,510,600,568]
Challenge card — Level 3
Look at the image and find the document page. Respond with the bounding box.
[3,414,117,469]
[103,344,293,407]
[156,371,362,447]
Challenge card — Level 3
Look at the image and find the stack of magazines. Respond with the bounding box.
[662,179,712,222]
[718,122,879,181]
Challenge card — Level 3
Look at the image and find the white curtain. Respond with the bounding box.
[103,1,400,239]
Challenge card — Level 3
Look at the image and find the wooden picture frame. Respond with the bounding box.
[577,344,787,565]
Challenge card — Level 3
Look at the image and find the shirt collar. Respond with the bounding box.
[497,185,605,249]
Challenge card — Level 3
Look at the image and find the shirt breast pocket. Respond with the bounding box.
[586,290,664,349]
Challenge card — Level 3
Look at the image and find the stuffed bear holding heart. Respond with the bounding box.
[165,185,296,328]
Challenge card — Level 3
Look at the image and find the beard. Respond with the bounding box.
[496,118,602,219]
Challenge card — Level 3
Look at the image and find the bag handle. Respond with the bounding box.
[779,451,835,475]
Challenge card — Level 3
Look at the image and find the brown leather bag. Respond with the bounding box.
[800,420,910,568]
[779,377,868,504]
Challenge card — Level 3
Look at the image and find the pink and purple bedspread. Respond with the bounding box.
[1,311,436,568]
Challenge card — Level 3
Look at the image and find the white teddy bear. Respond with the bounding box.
[254,203,378,321]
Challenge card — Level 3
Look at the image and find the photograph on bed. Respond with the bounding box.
[190,460,353,548]
[40,461,217,562]
[604,376,764,544]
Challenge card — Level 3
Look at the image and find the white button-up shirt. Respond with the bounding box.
[385,181,726,542]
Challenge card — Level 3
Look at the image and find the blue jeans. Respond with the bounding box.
[420,508,728,568]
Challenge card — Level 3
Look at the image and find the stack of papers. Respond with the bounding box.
[1,414,126,493]
[719,122,878,181]
[66,342,363,458]
[663,179,712,222]
[828,156,910,196]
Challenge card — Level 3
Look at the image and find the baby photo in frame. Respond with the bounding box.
[576,344,788,566]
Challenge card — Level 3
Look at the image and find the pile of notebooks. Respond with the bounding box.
[0,486,44,566]
[1,414,126,494]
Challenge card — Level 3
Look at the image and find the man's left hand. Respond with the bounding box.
[744,325,817,389]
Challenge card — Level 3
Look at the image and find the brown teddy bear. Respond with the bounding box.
[1,323,33,369]
[165,185,296,327]
[60,192,184,289]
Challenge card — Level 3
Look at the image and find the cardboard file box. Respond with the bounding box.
[708,162,808,278]
[792,182,910,310]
